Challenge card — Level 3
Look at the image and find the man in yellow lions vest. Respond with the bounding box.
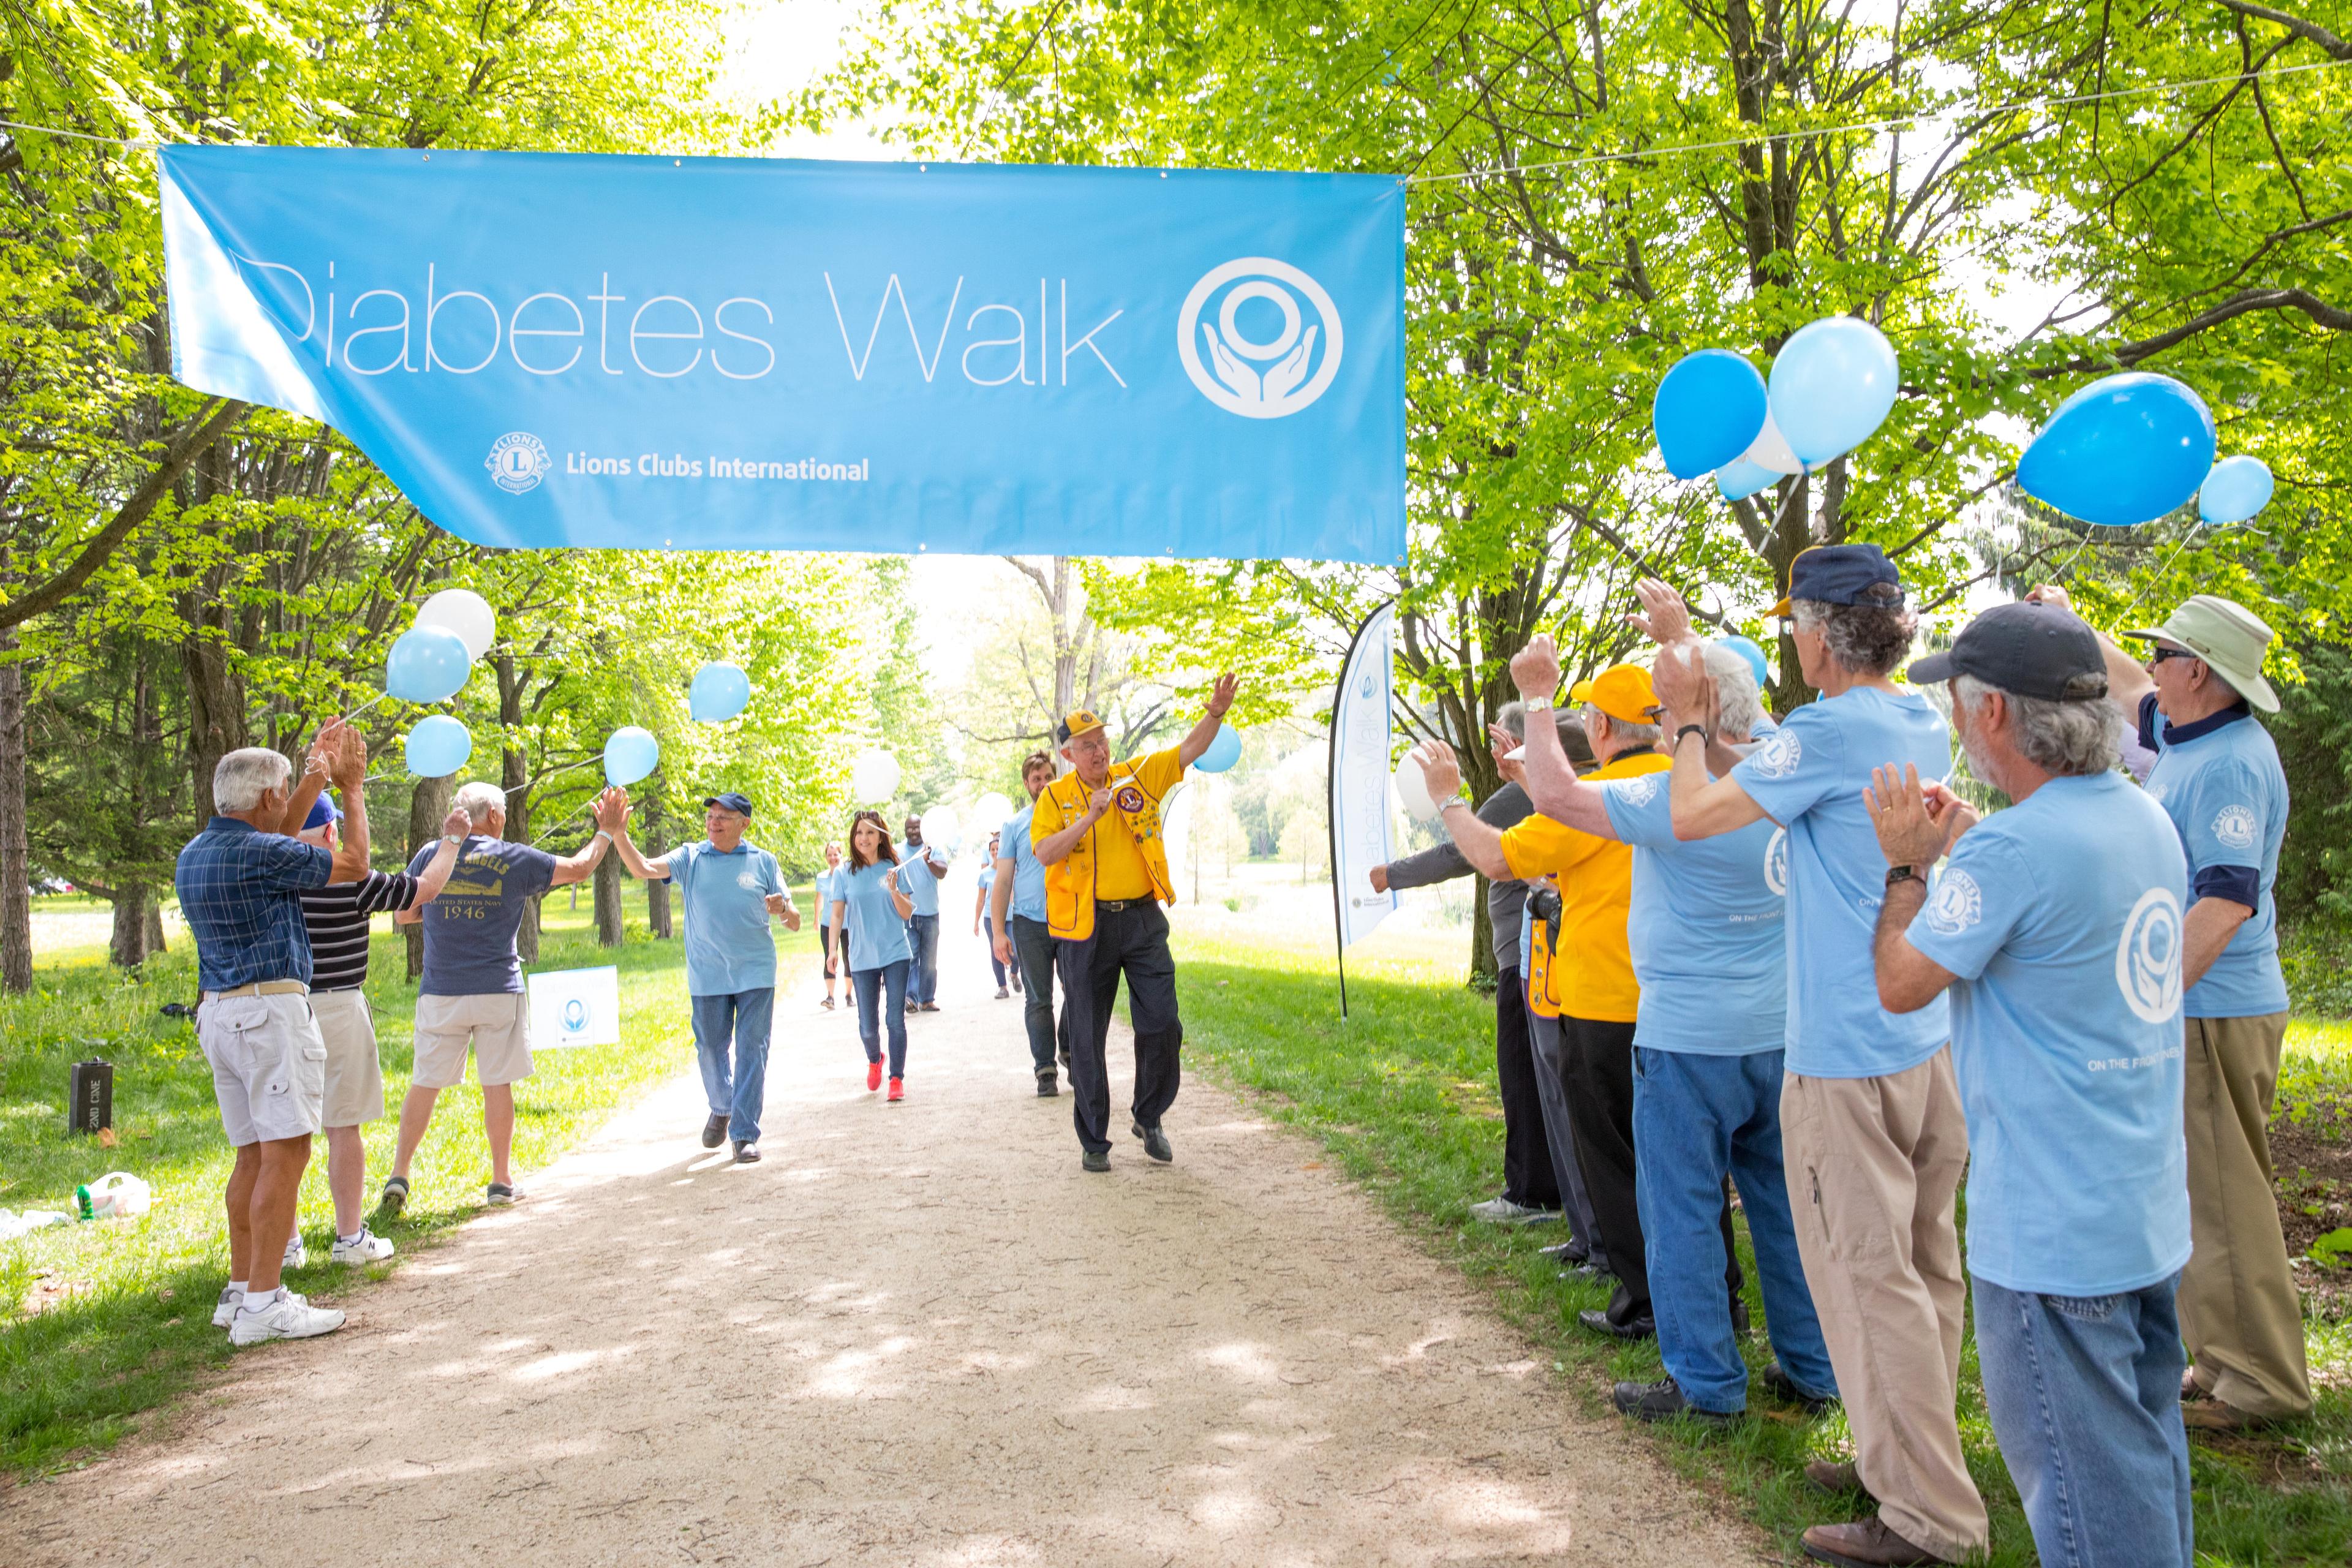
[1034,673,1238,1172]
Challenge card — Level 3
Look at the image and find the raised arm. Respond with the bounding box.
[2026,584,2152,718]
[1415,741,1558,879]
[1626,581,1772,840]
[1506,636,1619,839]
[1174,672,1239,769]
[549,787,627,888]
[326,729,374,881]
[275,719,348,837]
[611,817,674,881]
[407,805,474,904]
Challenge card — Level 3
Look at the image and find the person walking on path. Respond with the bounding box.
[1370,703,1589,1229]
[1643,548,1985,1568]
[1035,676,1238,1172]
[2030,582,2310,1431]
[976,835,1016,998]
[900,815,950,1012]
[290,739,469,1264]
[1870,601,2195,1567]
[991,750,1069,1096]
[815,842,846,1011]
[176,728,352,1346]
[380,782,627,1214]
[614,791,799,1164]
[835,810,918,1099]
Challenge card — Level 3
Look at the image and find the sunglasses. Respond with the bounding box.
[2147,647,2200,668]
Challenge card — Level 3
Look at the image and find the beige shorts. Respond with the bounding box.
[412,992,534,1090]
[309,988,386,1127]
[197,992,326,1145]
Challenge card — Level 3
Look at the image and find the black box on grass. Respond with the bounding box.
[69,1058,113,1134]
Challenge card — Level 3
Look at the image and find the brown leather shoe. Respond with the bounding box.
[1803,1460,1868,1498]
[1800,1517,1951,1567]
[2180,1397,2266,1432]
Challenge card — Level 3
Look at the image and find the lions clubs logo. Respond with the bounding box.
[2212,804,2259,851]
[2115,886,2184,1024]
[1114,785,1147,814]
[1923,867,1982,936]
[1748,728,1803,780]
[1177,258,1344,419]
[485,432,552,494]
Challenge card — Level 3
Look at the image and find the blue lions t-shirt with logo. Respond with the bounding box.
[2143,700,2290,1017]
[839,858,915,971]
[899,840,947,918]
[1002,804,1048,922]
[406,835,560,997]
[1729,686,1952,1077]
[1602,771,1787,1055]
[669,839,781,996]
[1904,771,2192,1296]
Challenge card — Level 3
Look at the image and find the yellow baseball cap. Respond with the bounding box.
[1056,709,1106,742]
[1569,664,1659,726]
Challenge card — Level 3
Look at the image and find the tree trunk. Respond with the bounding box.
[0,622,31,992]
[404,773,454,980]
[593,849,625,947]
[1469,874,1496,988]
[644,810,672,937]
[108,881,153,969]
[145,901,167,955]
[495,652,540,961]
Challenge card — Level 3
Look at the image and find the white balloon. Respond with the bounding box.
[920,804,961,855]
[414,589,496,662]
[1742,412,1803,476]
[852,749,902,804]
[1394,753,1441,823]
[971,791,1014,834]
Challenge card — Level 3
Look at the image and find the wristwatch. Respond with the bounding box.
[1522,700,1551,714]
[1675,723,1709,748]
[1885,864,1921,888]
[440,833,464,848]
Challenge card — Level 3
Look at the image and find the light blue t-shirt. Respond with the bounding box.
[1603,772,1787,1055]
[1730,687,1953,1077]
[815,864,845,927]
[1905,772,2192,1296]
[2144,704,2290,1017]
[1002,804,1047,922]
[838,858,914,971]
[899,840,947,918]
[669,840,780,996]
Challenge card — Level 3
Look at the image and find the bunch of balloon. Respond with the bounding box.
[689,662,751,722]
[2016,373,2217,528]
[1654,319,1901,505]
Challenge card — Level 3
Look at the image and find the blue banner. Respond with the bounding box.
[159,146,1406,564]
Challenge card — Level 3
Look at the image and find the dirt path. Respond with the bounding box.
[4,956,1757,1567]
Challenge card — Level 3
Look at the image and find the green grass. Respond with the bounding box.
[1172,924,2352,1567]
[0,880,816,1477]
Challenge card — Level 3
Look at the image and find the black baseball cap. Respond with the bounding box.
[704,792,755,816]
[1906,601,2109,701]
[1767,543,1904,617]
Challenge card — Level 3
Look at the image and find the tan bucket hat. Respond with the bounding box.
[2124,595,2278,713]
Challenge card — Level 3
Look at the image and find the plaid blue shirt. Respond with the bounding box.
[175,816,333,992]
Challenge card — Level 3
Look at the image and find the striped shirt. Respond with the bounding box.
[297,872,424,992]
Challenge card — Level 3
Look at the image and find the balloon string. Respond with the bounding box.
[2117,520,2210,620]
[337,690,391,724]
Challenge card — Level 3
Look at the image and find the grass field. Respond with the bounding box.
[0,883,816,1477]
[1168,908,2352,1566]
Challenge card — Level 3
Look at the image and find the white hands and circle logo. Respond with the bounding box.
[2211,804,2259,851]
[1177,258,1344,418]
[1764,827,1789,897]
[2115,886,2185,1024]
[1924,867,1983,935]
[486,432,552,494]
[1749,729,1803,780]
[1614,774,1661,808]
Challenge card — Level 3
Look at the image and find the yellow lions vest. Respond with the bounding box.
[1038,750,1180,942]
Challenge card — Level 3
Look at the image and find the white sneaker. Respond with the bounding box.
[213,1287,240,1328]
[282,1231,307,1270]
[328,1227,396,1265]
[230,1292,345,1346]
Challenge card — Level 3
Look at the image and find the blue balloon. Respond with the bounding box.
[2017,372,2216,527]
[2199,454,2274,526]
[402,714,473,778]
[1193,722,1243,774]
[688,661,751,722]
[1653,350,1768,480]
[385,625,472,704]
[1714,457,1777,502]
[1766,316,1901,467]
[1715,635,1771,688]
[603,725,661,787]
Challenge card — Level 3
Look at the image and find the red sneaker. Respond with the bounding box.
[887,1077,905,1102]
[866,1060,883,1092]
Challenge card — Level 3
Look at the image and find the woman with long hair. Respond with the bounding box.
[832,810,916,1099]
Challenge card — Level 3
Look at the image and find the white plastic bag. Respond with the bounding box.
[77,1172,152,1221]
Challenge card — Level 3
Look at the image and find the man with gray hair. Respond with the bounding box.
[176,726,352,1345]
[1868,600,2193,1567]
[379,781,628,1213]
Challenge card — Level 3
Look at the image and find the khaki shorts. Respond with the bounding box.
[197,992,326,1145]
[412,992,534,1090]
[309,988,386,1127]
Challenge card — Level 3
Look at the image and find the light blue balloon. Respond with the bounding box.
[688,661,751,722]
[2199,454,2274,526]
[1193,722,1243,774]
[1714,457,1777,502]
[603,726,661,787]
[1715,635,1771,688]
[385,625,472,704]
[402,714,473,778]
[1766,316,1901,467]
[2017,372,2216,527]
[1653,350,1769,480]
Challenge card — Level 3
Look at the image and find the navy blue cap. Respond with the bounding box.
[1768,543,1904,616]
[303,793,341,830]
[704,792,755,817]
[1907,601,2108,702]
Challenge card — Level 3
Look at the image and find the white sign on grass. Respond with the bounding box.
[527,965,621,1049]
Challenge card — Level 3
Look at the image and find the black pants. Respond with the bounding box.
[1562,1015,1740,1327]
[1056,901,1182,1154]
[1009,913,1068,1076]
[1495,967,1558,1210]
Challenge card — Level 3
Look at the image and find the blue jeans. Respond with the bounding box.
[851,960,911,1077]
[1634,1046,1834,1413]
[905,914,940,1004]
[690,988,774,1144]
[1973,1273,2193,1568]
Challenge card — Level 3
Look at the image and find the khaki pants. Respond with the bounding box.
[1782,1049,1987,1561]
[2180,1012,2312,1419]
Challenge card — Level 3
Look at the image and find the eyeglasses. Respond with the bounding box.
[2147,647,2199,668]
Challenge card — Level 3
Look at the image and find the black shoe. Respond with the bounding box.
[1732,1298,1752,1338]
[1036,1071,1059,1097]
[1612,1378,1739,1425]
[733,1140,761,1164]
[1081,1148,1110,1173]
[1558,1259,1608,1281]
[1763,1359,1837,1414]
[1131,1120,1172,1163]
[700,1112,728,1150]
[1578,1308,1655,1341]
